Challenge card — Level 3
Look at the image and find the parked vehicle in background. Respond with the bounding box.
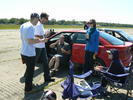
[99,28,133,42]
[46,30,132,68]
[99,28,133,56]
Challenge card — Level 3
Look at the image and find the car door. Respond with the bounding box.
[71,32,86,64]
[71,32,108,66]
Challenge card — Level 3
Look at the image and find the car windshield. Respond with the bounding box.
[128,35,133,42]
[118,30,133,42]
[100,31,124,45]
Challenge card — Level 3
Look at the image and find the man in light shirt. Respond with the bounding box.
[34,12,55,82]
[20,13,48,93]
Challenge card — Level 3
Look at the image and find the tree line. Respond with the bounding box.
[0,18,133,27]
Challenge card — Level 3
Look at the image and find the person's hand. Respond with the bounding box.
[86,34,89,39]
[94,66,103,71]
[93,53,96,60]
[93,52,97,60]
[40,38,49,43]
[61,48,65,53]
[93,54,96,60]
[35,36,40,39]
[44,38,49,42]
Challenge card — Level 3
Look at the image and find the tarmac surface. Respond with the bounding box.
[0,29,133,100]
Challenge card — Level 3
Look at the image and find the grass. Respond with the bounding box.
[0,24,83,29]
[0,24,133,29]
[0,24,20,29]
[45,25,83,29]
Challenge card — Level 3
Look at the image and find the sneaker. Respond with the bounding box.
[25,89,35,94]
[32,84,39,88]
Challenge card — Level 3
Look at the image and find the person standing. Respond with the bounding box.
[84,19,100,73]
[20,13,48,93]
[34,12,55,82]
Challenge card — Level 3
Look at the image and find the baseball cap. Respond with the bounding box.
[30,13,39,19]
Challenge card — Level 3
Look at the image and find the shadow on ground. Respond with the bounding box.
[20,63,69,83]
[23,82,49,100]
[21,63,133,100]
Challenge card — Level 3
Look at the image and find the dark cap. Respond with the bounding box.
[87,19,96,24]
[30,13,39,19]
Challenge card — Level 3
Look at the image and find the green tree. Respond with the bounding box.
[9,18,19,24]
[49,19,56,25]
[0,19,9,24]
[18,18,27,24]
[57,20,65,25]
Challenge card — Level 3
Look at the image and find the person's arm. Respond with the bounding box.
[49,40,59,48]
[26,26,48,44]
[61,48,71,54]
[61,44,71,54]
[35,35,43,39]
[94,31,100,53]
[92,31,100,59]
[86,29,90,40]
[27,38,48,44]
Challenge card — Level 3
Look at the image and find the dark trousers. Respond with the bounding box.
[21,55,35,91]
[84,51,95,73]
[35,48,51,80]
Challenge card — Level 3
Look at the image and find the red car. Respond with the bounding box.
[46,30,132,67]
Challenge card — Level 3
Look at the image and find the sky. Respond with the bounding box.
[0,0,133,24]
